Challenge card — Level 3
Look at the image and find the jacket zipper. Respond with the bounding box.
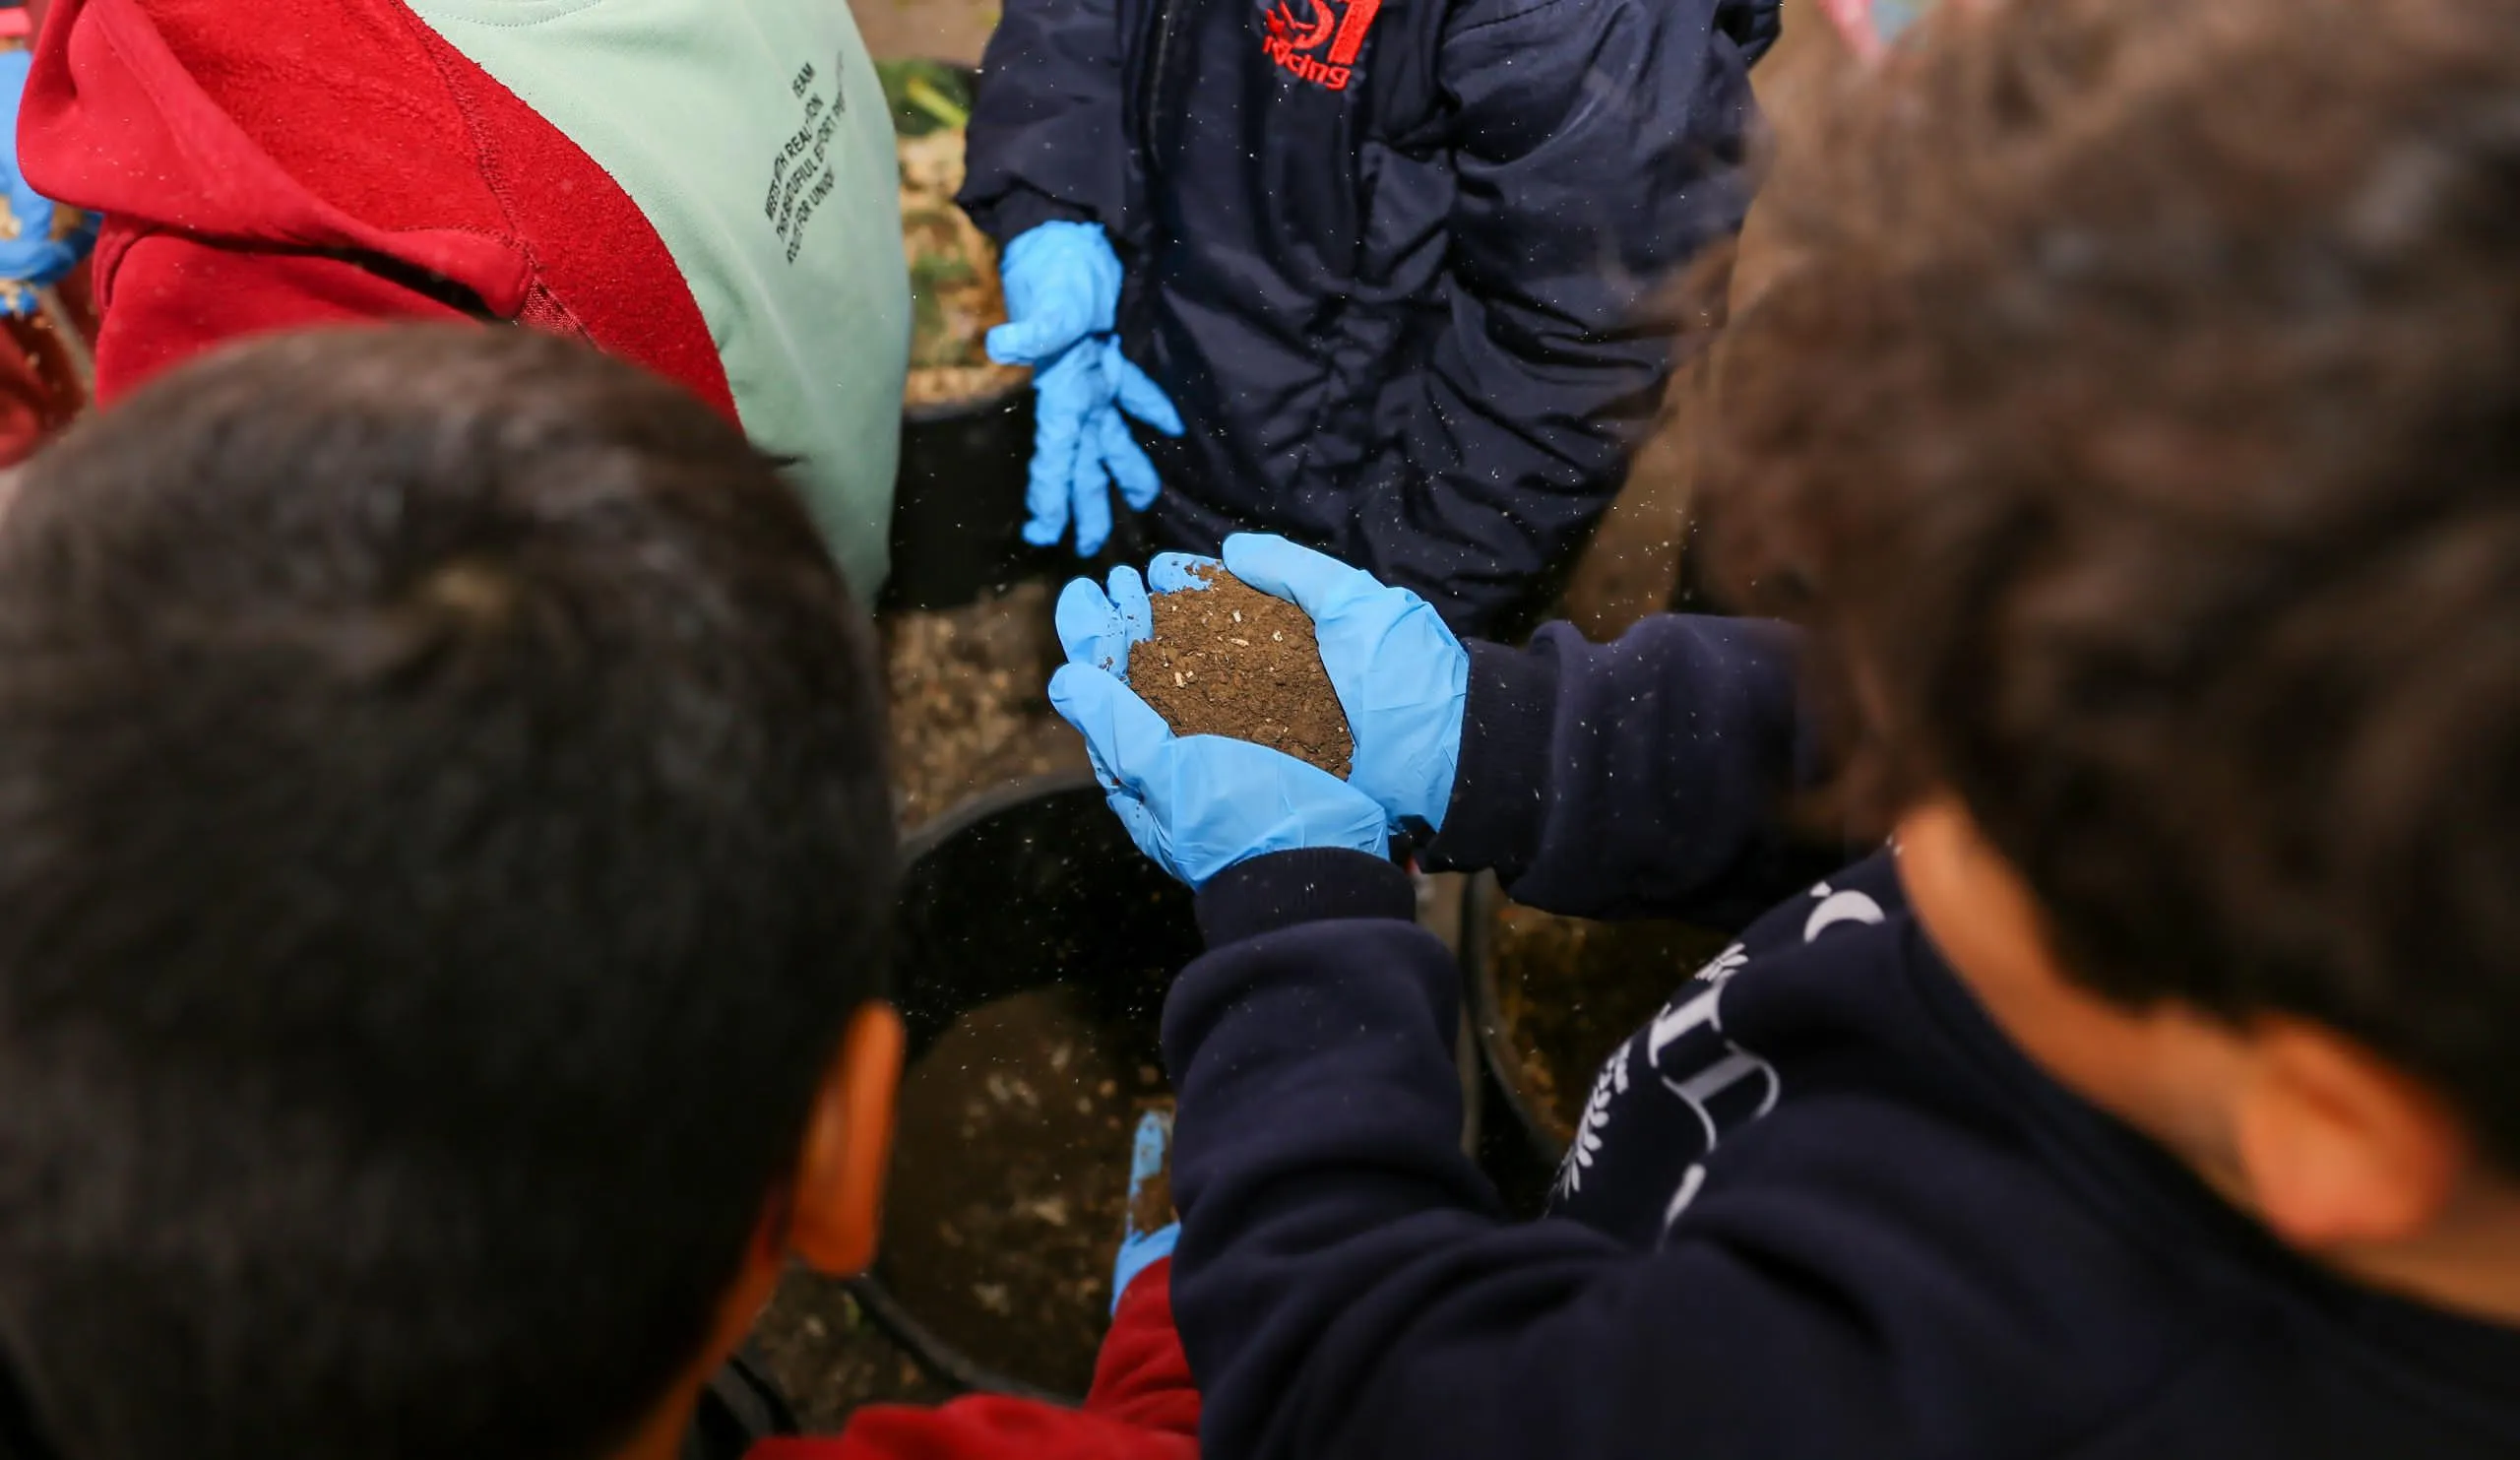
[1139,0,1187,179]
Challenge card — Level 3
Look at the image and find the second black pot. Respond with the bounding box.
[850,773,1202,1403]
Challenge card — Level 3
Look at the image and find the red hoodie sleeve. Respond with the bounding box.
[751,1260,1200,1460]
[91,227,472,402]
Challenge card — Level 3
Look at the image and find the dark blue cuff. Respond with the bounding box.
[1195,849,1417,947]
[959,183,1100,245]
[1420,637,1558,882]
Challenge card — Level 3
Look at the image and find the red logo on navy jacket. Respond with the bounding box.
[1263,0,1382,91]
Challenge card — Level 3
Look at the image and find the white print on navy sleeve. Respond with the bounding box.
[1549,881,1890,1232]
[1558,1036,1631,1195]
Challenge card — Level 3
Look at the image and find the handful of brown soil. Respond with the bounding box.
[1127,569,1355,777]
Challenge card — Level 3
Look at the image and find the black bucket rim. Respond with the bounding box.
[1462,871,1574,1173]
[901,373,1029,427]
[890,765,1099,856]
[851,769,1151,1407]
[846,1272,1071,1406]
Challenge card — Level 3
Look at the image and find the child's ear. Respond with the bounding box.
[787,1001,908,1277]
[2234,1020,2469,1249]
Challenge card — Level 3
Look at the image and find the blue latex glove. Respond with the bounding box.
[1110,1109,1177,1314]
[987,222,1182,556]
[1056,540,1467,832]
[986,221,1122,364]
[0,51,95,317]
[1112,1222,1179,1314]
[1050,569,1389,888]
[1138,536,1469,835]
[1050,551,1215,677]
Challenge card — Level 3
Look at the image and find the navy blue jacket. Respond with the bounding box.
[1165,615,2520,1460]
[960,0,1774,634]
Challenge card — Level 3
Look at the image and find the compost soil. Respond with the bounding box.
[884,581,1086,830]
[878,988,1173,1398]
[1492,900,1734,1143]
[753,1276,952,1432]
[1128,569,1354,777]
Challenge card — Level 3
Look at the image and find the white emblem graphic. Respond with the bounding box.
[1802,881,1887,943]
[1556,1036,1632,1197]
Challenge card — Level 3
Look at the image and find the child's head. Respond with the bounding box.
[1706,0,2520,1295]
[0,329,904,1460]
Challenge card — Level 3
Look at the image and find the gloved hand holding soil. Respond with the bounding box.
[1125,564,1354,778]
[1048,536,1470,884]
[1049,548,1392,887]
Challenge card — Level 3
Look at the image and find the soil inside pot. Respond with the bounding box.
[753,596,1089,1421]
[752,1276,953,1432]
[1492,900,1734,1144]
[1128,568,1354,777]
[883,582,1085,830]
[878,988,1173,1398]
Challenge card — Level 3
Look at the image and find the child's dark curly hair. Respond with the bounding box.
[1700,0,2520,1166]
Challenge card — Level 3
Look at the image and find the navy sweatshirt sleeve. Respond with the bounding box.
[1423,614,1823,926]
[1162,857,2180,1460]
[958,0,1132,242]
[1353,0,1762,634]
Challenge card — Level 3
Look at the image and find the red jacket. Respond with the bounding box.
[17,0,731,413]
[755,1261,1200,1460]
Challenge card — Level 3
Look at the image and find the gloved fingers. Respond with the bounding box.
[1221,533,1381,618]
[1048,663,1178,801]
[1098,404,1164,512]
[1020,448,1073,547]
[1054,573,1134,674]
[1069,439,1115,558]
[1020,351,1095,547]
[1104,347,1185,436]
[0,237,84,291]
[1145,551,1224,595]
[1128,1108,1173,1189]
[989,222,1121,363]
[0,185,47,231]
[986,308,1091,368]
[1107,564,1155,643]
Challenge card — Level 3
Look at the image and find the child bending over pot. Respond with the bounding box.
[0,326,1195,1460]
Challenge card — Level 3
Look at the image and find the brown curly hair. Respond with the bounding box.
[1698,0,2520,1165]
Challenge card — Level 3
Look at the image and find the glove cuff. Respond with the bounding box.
[1194,849,1416,947]
[1419,639,1558,880]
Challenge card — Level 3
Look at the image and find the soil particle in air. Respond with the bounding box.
[1127,569,1354,778]
[877,988,1172,1398]
[1492,901,1734,1143]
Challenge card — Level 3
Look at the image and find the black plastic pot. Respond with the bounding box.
[881,57,1151,613]
[882,384,1044,613]
[881,56,1038,615]
[849,773,1203,1403]
[884,386,1159,613]
[1461,873,1571,1180]
[1464,877,1756,1218]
